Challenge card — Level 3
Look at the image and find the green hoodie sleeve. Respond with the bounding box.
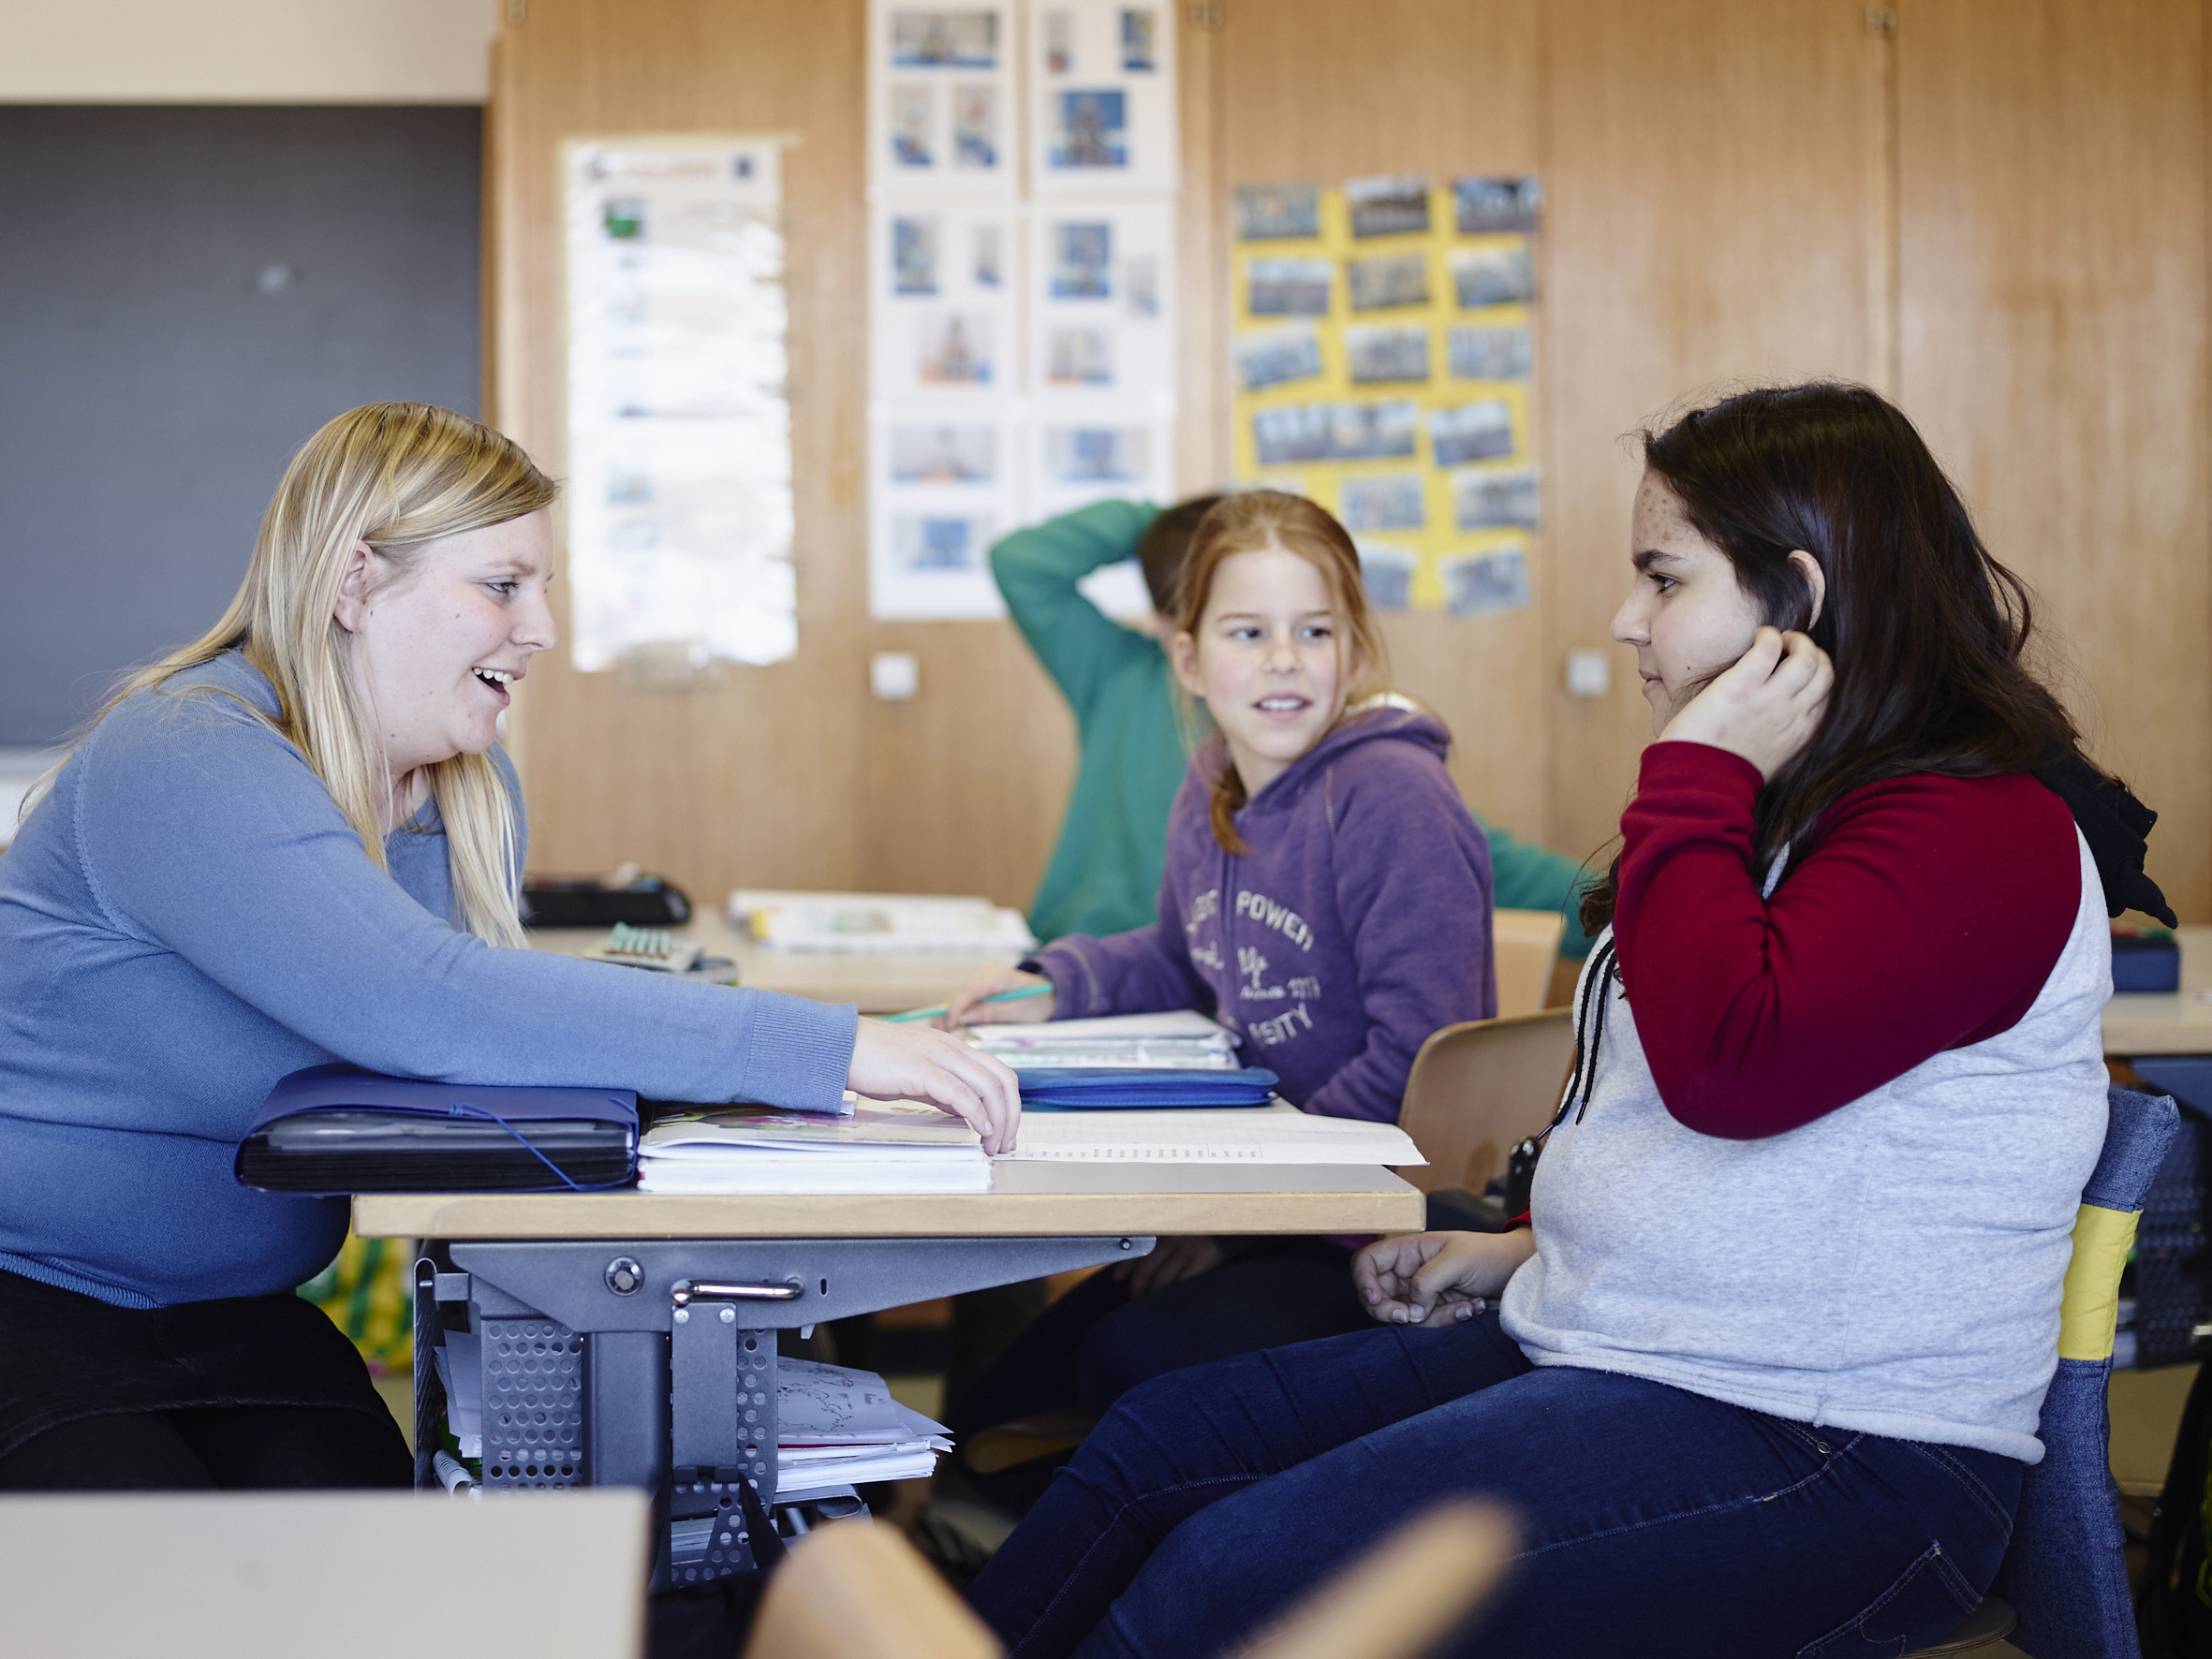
[1476,814,1598,959]
[990,499,1161,721]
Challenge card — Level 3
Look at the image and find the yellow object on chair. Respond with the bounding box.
[2056,1202,2140,1363]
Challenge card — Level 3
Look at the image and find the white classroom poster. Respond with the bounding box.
[564,138,797,668]
[867,0,1177,621]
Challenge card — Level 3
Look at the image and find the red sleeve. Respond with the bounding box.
[1614,742,2081,1139]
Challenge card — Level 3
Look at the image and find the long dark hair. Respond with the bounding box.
[1582,381,2090,935]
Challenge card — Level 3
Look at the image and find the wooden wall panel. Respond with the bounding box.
[1214,0,1554,845]
[1541,0,1886,869]
[491,0,873,904]
[1897,0,2211,919]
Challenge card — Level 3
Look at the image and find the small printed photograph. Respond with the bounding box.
[1052,221,1113,299]
[892,514,992,572]
[973,223,1004,287]
[1453,175,1543,234]
[1246,257,1333,316]
[890,423,997,484]
[1428,401,1515,466]
[891,11,998,68]
[1121,8,1158,69]
[1047,325,1113,385]
[1232,326,1322,391]
[1340,475,1425,532]
[1356,541,1419,612]
[1344,324,1431,385]
[892,215,938,295]
[1448,325,1533,381]
[951,84,998,169]
[1046,425,1151,484]
[1346,251,1431,313]
[890,84,935,169]
[1044,9,1072,72]
[1450,242,1536,308]
[1346,173,1431,239]
[918,311,994,384]
[1051,89,1128,169]
[1331,400,1420,462]
[1126,254,1159,317]
[1251,404,1335,468]
[1453,464,1541,530]
[1235,182,1321,242]
[1441,543,1533,616]
[602,198,645,241]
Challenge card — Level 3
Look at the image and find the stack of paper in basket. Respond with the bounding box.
[773,1358,953,1497]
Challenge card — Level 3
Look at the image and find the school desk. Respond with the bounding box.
[2102,925,2212,1058]
[528,911,1020,1016]
[353,1166,1423,1589]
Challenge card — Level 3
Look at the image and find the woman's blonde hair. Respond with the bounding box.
[37,403,558,947]
[1169,490,1396,852]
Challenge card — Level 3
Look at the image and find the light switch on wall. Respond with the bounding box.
[1564,650,1612,697]
[871,651,920,701]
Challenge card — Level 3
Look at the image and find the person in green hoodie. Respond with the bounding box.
[990,496,1597,957]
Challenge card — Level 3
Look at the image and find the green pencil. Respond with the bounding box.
[882,982,1053,1024]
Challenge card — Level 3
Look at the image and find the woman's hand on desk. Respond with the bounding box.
[848,1020,1023,1155]
[1353,1230,1537,1328]
[942,966,1055,1029]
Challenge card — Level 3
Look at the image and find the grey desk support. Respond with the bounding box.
[414,1235,1155,1589]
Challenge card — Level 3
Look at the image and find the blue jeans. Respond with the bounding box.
[966,1314,2022,1658]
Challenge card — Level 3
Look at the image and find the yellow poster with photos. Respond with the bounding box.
[1230,173,1540,615]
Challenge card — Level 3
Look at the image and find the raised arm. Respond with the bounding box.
[1614,742,2082,1138]
[990,499,1161,715]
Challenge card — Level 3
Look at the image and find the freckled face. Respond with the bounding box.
[1171,546,1355,800]
[1612,473,1764,734]
[347,509,557,777]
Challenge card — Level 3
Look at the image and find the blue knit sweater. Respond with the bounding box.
[0,653,857,1309]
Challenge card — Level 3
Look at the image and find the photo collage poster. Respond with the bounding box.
[564,138,797,669]
[869,0,1178,620]
[1229,174,1541,617]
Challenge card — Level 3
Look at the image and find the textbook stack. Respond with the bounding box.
[729,888,1037,955]
[773,1358,953,1496]
[636,1099,989,1194]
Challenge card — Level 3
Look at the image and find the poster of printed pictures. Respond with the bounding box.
[1229,172,1541,615]
[564,138,798,669]
[869,0,1177,620]
[870,3,1017,197]
[1028,0,1177,197]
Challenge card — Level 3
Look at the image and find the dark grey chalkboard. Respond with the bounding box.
[0,106,481,744]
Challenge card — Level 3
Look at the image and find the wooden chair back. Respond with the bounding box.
[1492,908,1567,1019]
[1396,1008,1574,1196]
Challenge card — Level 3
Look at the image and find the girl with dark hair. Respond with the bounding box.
[964,384,2171,1657]
[941,490,1497,1428]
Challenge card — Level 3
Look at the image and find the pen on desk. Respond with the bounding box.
[882,982,1054,1024]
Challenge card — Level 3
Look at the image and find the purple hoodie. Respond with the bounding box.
[1029,703,1497,1123]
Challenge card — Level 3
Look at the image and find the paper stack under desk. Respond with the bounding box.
[774,1358,953,1497]
[637,1098,989,1194]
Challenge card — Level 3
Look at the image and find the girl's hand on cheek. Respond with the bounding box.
[1659,626,1833,781]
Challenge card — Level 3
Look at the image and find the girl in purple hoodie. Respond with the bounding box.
[941,491,1496,1453]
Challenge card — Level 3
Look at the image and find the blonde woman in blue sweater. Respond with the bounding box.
[0,404,1018,1491]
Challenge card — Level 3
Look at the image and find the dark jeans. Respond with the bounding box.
[966,1314,2022,1659]
[0,1402,408,1489]
[949,1239,1368,1441]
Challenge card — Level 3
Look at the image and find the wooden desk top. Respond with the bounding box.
[352,1162,1425,1241]
[2105,925,2212,1058]
[528,911,1023,1016]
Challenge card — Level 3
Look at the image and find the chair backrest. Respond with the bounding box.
[1493,908,1567,1020]
[1241,1501,1514,1659]
[1395,1007,1574,1196]
[0,1489,649,1659]
[1988,1084,2178,1659]
[744,1520,1000,1659]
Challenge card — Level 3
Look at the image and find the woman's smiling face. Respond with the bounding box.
[1612,472,1766,735]
[336,508,557,786]
[1171,544,1353,800]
